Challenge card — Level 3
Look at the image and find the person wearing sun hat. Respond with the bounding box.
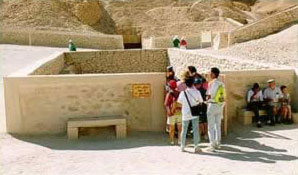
[164,80,182,145]
[263,79,282,125]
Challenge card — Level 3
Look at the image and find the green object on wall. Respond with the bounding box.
[69,42,77,51]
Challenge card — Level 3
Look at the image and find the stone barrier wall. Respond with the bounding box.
[229,5,298,44]
[142,35,202,49]
[30,53,65,75]
[141,21,238,38]
[167,49,270,77]
[294,69,298,112]
[0,29,124,50]
[4,73,166,135]
[9,52,65,76]
[63,49,169,74]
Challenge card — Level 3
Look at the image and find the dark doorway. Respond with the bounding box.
[124,43,142,49]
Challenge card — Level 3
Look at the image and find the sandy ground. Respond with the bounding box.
[0,124,297,175]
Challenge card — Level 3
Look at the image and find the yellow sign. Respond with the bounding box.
[132,84,151,98]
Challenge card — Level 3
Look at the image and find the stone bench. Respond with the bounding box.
[293,113,298,124]
[238,108,267,125]
[67,116,127,140]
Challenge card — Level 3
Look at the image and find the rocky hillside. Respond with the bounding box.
[1,0,114,34]
[1,0,297,37]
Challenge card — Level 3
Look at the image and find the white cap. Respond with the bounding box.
[69,39,72,43]
[267,79,275,83]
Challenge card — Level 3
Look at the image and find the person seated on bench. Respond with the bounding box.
[263,79,282,126]
[247,83,264,128]
[280,85,293,124]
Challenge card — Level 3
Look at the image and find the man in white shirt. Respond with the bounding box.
[178,76,203,153]
[263,79,282,125]
[206,67,225,152]
[247,83,264,128]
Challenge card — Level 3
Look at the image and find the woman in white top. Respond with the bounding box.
[247,83,264,128]
[178,77,203,153]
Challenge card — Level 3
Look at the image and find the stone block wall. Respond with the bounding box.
[0,29,124,50]
[142,35,201,49]
[142,21,238,38]
[230,5,298,44]
[167,49,270,78]
[63,49,169,74]
[293,69,298,112]
[30,53,65,75]
[4,73,166,135]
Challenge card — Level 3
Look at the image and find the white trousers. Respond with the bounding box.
[207,104,223,147]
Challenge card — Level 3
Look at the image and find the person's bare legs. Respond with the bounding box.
[273,107,280,123]
[169,125,175,144]
[281,106,288,122]
[288,105,292,120]
[203,123,208,140]
[177,123,182,144]
[199,123,204,136]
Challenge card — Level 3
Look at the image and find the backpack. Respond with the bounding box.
[214,84,225,103]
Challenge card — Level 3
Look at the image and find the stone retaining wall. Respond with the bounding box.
[167,49,270,77]
[142,21,238,38]
[142,35,201,49]
[30,53,65,75]
[230,5,298,44]
[63,49,169,74]
[4,73,166,135]
[0,29,124,50]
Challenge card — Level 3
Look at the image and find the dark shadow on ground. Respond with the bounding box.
[11,132,170,150]
[10,124,298,164]
[200,146,298,164]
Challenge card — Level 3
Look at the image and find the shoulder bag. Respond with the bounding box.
[184,91,201,116]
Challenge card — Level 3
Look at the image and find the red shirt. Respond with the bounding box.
[164,92,182,116]
[180,40,187,46]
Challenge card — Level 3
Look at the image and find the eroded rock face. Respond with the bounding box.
[72,0,102,26]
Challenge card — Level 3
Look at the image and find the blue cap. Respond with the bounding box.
[194,78,202,84]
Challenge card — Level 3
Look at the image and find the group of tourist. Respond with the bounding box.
[172,36,187,49]
[164,66,225,153]
[164,66,294,153]
[247,80,293,128]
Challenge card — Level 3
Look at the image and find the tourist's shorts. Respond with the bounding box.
[268,102,281,109]
[169,115,182,125]
[199,113,207,123]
